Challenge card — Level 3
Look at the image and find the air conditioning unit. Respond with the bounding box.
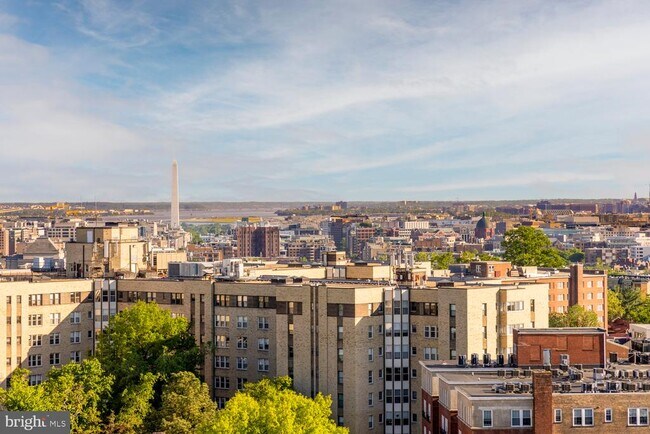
[560,354,570,366]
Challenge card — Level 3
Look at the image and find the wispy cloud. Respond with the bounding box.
[0,0,649,201]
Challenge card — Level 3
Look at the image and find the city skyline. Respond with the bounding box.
[1,1,650,202]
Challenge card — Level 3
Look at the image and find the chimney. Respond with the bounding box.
[533,371,553,434]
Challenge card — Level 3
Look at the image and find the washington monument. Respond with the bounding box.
[171,160,180,229]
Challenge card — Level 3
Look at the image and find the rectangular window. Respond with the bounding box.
[258,316,270,329]
[368,348,374,361]
[573,408,594,426]
[482,303,487,316]
[482,410,493,428]
[70,312,81,324]
[554,409,562,423]
[28,354,42,367]
[215,335,229,348]
[29,294,42,306]
[215,376,230,389]
[237,336,248,349]
[257,358,269,372]
[424,348,438,360]
[215,315,230,327]
[368,415,373,429]
[29,335,42,347]
[424,325,438,338]
[29,314,43,326]
[49,293,61,305]
[258,338,270,351]
[628,408,649,426]
[236,316,248,329]
[237,377,247,390]
[215,356,230,369]
[49,333,60,345]
[49,313,60,325]
[70,331,81,344]
[368,325,373,339]
[449,304,456,317]
[605,408,612,423]
[70,351,81,362]
[236,357,248,370]
[71,292,82,303]
[368,392,373,407]
[368,370,373,384]
[28,374,43,386]
[236,295,248,307]
[171,293,183,305]
[49,353,60,365]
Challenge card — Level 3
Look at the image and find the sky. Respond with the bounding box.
[0,0,649,202]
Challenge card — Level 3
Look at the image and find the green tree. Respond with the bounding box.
[430,252,454,270]
[43,359,114,433]
[502,226,567,267]
[159,372,217,434]
[105,373,158,434]
[0,368,50,411]
[457,250,478,264]
[201,377,347,434]
[414,252,430,262]
[477,252,501,261]
[560,248,585,263]
[607,289,624,322]
[96,302,203,405]
[549,305,599,327]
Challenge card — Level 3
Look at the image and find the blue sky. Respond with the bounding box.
[0,0,649,202]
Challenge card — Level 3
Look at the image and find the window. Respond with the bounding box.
[29,335,42,347]
[338,370,343,385]
[511,409,532,427]
[29,294,42,306]
[338,348,343,363]
[70,312,81,324]
[338,326,343,339]
[368,415,374,429]
[70,331,81,344]
[88,330,93,339]
[237,336,248,349]
[236,357,248,370]
[49,313,60,325]
[215,376,230,389]
[506,301,525,311]
[482,303,487,316]
[29,374,43,386]
[258,338,270,351]
[450,327,456,340]
[236,316,248,329]
[605,408,613,423]
[258,316,270,330]
[424,348,438,360]
[6,296,10,304]
[49,293,61,305]
[368,370,373,384]
[423,302,438,316]
[449,304,456,317]
[368,348,374,361]
[215,335,229,348]
[368,325,373,339]
[236,295,248,307]
[573,408,594,426]
[49,353,60,365]
[368,303,373,316]
[554,409,562,423]
[424,326,438,338]
[215,356,230,369]
[368,392,374,406]
[237,377,247,390]
[71,292,82,303]
[28,314,43,326]
[628,408,649,426]
[49,333,60,345]
[215,315,230,327]
[258,358,269,372]
[28,354,42,367]
[171,293,183,305]
[338,393,344,408]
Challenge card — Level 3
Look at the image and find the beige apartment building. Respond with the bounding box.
[0,279,95,387]
[65,225,147,278]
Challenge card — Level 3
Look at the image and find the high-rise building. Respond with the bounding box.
[171,160,180,230]
[236,226,280,258]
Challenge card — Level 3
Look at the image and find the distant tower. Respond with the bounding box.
[171,161,180,229]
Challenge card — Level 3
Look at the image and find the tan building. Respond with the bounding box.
[0,279,95,387]
[65,225,147,278]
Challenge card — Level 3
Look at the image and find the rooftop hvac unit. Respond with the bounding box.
[471,353,479,366]
[523,369,532,377]
[512,369,521,378]
[643,383,650,391]
[561,383,571,392]
[458,355,467,367]
[497,370,506,378]
[574,364,583,370]
[505,383,515,392]
[520,383,531,393]
[497,354,505,367]
[593,368,605,381]
[552,383,561,392]
[508,354,517,367]
[483,353,491,366]
[551,369,561,377]
[609,352,618,363]
[560,354,570,366]
[582,383,594,393]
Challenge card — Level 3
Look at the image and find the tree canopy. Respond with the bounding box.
[96,301,202,398]
[502,226,567,267]
[549,305,599,327]
[200,377,348,434]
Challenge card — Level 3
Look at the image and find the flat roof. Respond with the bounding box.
[516,327,606,335]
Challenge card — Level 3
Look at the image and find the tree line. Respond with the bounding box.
[0,302,346,434]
